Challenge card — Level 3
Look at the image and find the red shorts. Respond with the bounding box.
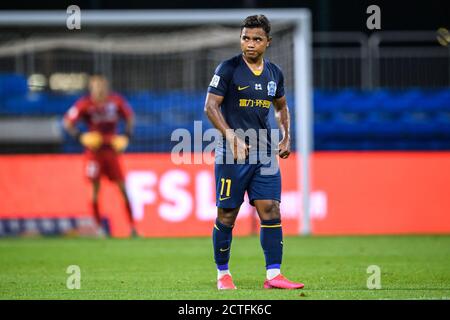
[84,146,124,182]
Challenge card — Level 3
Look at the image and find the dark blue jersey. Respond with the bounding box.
[207,54,285,159]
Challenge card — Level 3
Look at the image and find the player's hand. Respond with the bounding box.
[80,131,103,151]
[278,137,291,159]
[111,134,129,153]
[227,133,249,161]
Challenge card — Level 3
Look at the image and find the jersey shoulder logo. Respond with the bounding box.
[209,74,220,88]
[267,81,277,96]
[67,106,79,119]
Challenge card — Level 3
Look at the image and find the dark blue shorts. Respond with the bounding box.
[215,160,281,209]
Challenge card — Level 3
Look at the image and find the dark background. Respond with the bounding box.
[1,0,449,32]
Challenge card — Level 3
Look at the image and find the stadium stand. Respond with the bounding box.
[0,73,449,152]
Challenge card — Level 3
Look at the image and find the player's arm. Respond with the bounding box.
[124,114,135,139]
[273,95,291,159]
[204,93,249,160]
[118,96,135,139]
[63,105,82,141]
[110,95,135,152]
[63,119,80,140]
[63,103,103,150]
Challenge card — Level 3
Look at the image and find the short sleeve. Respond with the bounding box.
[207,61,234,97]
[275,66,285,99]
[64,98,85,124]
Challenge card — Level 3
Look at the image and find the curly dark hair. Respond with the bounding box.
[241,14,271,36]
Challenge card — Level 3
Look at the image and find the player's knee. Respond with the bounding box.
[261,201,280,220]
[218,215,236,227]
[217,208,238,227]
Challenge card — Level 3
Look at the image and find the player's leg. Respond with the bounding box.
[116,180,137,236]
[215,206,240,267]
[213,163,252,289]
[214,207,240,290]
[249,163,304,289]
[104,148,136,236]
[85,152,103,230]
[253,199,283,278]
[249,162,282,278]
[253,199,303,289]
[91,179,102,227]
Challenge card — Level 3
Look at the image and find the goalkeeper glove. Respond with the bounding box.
[79,131,103,151]
[111,134,129,153]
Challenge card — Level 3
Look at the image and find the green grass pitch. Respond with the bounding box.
[0,235,449,300]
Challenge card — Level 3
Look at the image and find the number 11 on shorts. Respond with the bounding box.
[220,178,232,200]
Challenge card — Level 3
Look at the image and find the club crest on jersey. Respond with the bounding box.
[255,83,262,90]
[267,81,277,96]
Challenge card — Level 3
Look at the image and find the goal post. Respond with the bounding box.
[0,9,313,235]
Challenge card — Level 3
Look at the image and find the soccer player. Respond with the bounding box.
[204,15,304,290]
[63,75,137,237]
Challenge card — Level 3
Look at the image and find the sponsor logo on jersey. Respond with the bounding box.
[239,99,271,108]
[67,106,78,119]
[91,102,119,123]
[105,103,118,119]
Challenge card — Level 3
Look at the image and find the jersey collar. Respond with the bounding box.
[241,54,265,77]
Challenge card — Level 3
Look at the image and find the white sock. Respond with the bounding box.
[267,268,281,280]
[218,269,231,280]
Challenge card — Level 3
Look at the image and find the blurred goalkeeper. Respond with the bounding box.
[63,75,136,237]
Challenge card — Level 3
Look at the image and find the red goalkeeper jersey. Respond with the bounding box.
[64,93,133,141]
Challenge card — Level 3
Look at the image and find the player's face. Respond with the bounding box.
[240,27,271,61]
[89,77,109,102]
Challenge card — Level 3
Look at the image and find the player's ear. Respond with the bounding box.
[267,36,272,47]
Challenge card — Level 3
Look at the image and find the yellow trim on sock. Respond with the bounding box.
[261,224,282,228]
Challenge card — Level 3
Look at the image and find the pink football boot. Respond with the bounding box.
[217,274,237,290]
[264,274,304,289]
